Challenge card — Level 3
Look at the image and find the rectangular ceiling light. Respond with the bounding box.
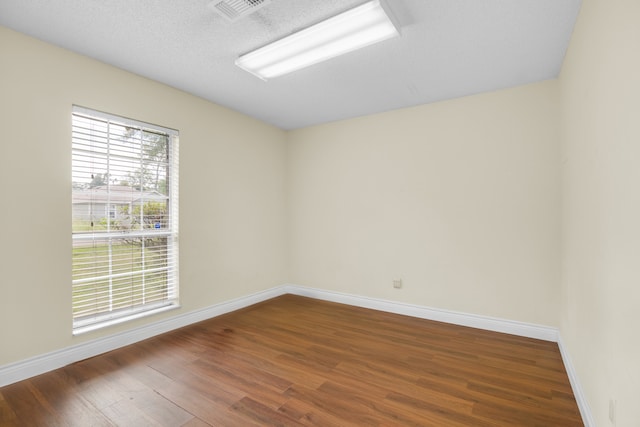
[235,0,399,80]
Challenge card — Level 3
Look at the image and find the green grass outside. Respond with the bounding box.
[72,239,169,317]
[73,219,108,232]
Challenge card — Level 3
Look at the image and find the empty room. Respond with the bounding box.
[0,0,638,425]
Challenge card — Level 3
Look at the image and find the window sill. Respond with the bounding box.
[72,303,180,336]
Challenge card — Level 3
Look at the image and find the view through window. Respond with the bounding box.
[71,106,179,334]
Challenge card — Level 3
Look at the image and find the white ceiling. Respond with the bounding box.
[0,0,581,130]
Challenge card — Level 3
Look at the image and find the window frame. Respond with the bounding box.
[71,106,179,335]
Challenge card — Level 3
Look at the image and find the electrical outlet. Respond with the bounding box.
[393,279,402,289]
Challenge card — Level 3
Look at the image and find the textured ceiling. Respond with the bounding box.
[0,0,581,130]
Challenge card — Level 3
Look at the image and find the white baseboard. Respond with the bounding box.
[557,335,595,427]
[0,286,287,388]
[0,283,592,427]
[283,284,559,341]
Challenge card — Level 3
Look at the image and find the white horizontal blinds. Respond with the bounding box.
[72,106,179,333]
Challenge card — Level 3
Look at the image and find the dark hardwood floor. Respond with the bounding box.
[0,294,583,426]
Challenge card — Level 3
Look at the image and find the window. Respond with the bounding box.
[71,106,179,334]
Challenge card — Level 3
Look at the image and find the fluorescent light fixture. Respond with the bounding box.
[235,0,399,80]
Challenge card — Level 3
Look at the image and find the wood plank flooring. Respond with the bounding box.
[0,294,583,426]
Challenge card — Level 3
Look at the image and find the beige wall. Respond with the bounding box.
[288,81,561,326]
[560,0,640,425]
[0,26,288,366]
[0,24,564,367]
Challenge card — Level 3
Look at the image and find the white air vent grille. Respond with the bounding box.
[211,0,271,22]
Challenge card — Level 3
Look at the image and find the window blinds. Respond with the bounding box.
[71,106,179,334]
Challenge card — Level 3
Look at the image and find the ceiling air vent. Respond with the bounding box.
[210,0,272,22]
